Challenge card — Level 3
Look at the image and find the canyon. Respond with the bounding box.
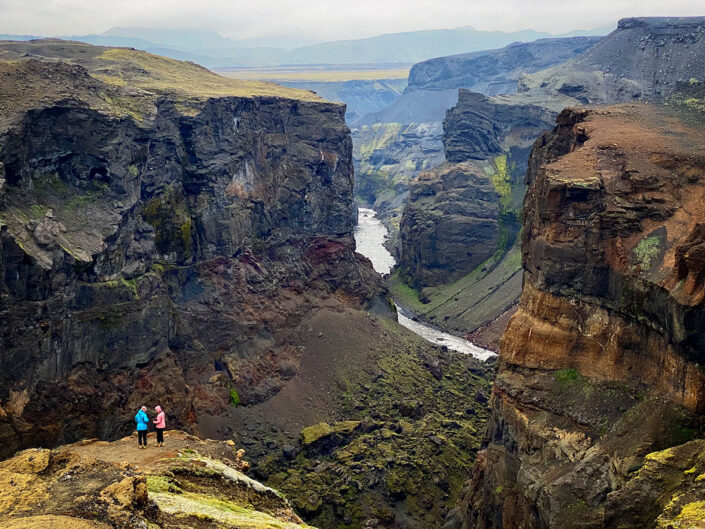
[2,14,705,529]
[0,39,495,529]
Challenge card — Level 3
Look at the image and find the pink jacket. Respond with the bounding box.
[154,406,166,429]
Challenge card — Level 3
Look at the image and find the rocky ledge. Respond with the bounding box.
[454,103,705,528]
[0,430,310,528]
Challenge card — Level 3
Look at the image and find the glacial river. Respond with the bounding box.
[354,207,495,361]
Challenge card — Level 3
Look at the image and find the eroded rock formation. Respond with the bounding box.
[455,103,705,529]
[520,17,705,104]
[397,90,553,300]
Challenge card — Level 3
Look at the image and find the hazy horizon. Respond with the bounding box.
[1,0,703,45]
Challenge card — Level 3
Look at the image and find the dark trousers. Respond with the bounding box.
[138,430,147,446]
[156,428,164,444]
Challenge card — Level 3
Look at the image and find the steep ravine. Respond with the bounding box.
[454,103,705,529]
[0,40,497,529]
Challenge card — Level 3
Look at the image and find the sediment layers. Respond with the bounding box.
[456,103,705,529]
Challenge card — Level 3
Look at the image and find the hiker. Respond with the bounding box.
[154,405,166,447]
[135,405,149,448]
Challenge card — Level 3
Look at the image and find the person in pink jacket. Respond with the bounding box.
[153,405,166,447]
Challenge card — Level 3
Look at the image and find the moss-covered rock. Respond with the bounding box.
[256,321,493,529]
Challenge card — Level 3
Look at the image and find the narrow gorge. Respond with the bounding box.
[2,12,705,529]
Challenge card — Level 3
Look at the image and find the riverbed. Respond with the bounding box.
[354,207,495,360]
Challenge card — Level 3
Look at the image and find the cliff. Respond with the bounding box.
[455,103,705,528]
[0,431,311,528]
[398,90,554,286]
[520,17,705,104]
[407,37,600,95]
[0,40,379,458]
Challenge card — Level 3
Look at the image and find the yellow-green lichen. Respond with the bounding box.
[645,446,677,465]
[150,491,309,528]
[676,501,705,522]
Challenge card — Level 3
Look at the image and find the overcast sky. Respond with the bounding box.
[1,0,703,42]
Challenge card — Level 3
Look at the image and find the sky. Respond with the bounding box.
[1,0,704,42]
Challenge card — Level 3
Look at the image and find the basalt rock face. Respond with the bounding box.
[520,17,705,104]
[456,104,705,529]
[0,41,379,459]
[399,90,554,287]
[407,37,601,95]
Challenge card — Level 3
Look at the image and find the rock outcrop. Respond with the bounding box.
[0,430,309,528]
[398,90,554,286]
[0,40,380,458]
[455,103,705,528]
[520,17,705,104]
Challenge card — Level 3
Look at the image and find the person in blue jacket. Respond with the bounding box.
[135,405,149,448]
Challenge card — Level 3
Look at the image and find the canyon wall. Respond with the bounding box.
[399,90,554,287]
[454,102,705,529]
[520,17,705,104]
[0,40,379,458]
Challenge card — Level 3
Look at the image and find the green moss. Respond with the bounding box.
[229,387,240,407]
[495,485,504,495]
[141,186,193,261]
[151,490,309,528]
[490,155,512,208]
[119,276,139,299]
[29,204,49,219]
[633,235,662,271]
[554,369,582,383]
[65,194,93,210]
[146,475,182,494]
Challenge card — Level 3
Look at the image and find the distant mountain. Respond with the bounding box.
[406,36,602,94]
[101,26,236,50]
[277,28,555,65]
[0,24,612,68]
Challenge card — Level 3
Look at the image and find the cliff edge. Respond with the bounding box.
[454,103,705,528]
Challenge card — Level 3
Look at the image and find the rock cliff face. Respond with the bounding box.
[520,17,705,104]
[398,90,554,286]
[0,40,379,458]
[455,103,705,528]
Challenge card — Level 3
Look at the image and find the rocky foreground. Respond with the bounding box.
[0,430,310,528]
[454,102,705,528]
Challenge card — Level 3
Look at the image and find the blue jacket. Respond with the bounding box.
[135,410,149,431]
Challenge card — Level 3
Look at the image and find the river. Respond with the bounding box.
[354,207,495,361]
